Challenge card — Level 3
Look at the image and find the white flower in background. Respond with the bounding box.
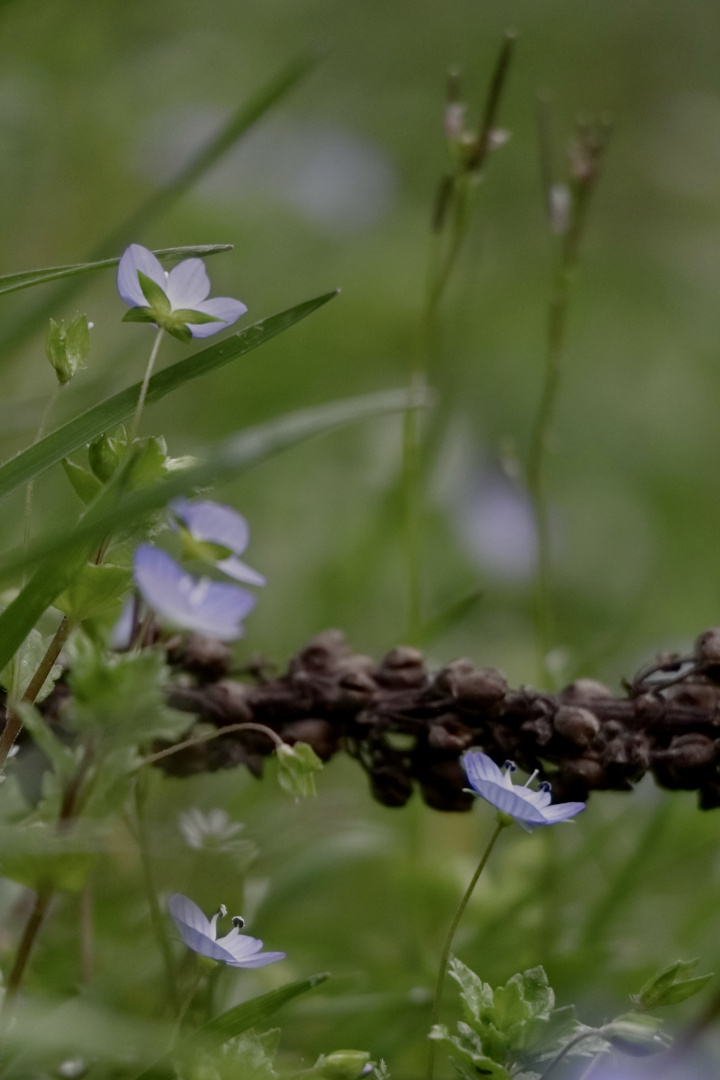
[179,808,245,853]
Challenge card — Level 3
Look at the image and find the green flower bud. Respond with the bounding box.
[89,431,125,483]
[600,1013,670,1057]
[276,741,324,799]
[61,459,102,505]
[309,1051,371,1080]
[45,314,90,386]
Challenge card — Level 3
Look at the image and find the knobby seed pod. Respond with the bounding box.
[695,628,720,667]
[560,678,613,703]
[376,646,427,689]
[553,706,601,748]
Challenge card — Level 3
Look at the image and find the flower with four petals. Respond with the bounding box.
[462,750,585,831]
[168,893,285,968]
[117,244,247,343]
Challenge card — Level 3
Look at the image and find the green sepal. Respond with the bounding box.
[88,429,126,483]
[634,960,713,1008]
[162,321,193,344]
[172,308,224,325]
[125,436,170,489]
[122,306,157,324]
[137,271,171,315]
[62,458,103,504]
[178,525,232,563]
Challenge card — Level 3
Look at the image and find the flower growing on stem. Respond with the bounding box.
[426,755,585,1080]
[133,544,255,640]
[168,893,285,968]
[462,750,585,831]
[117,244,247,344]
[171,498,265,586]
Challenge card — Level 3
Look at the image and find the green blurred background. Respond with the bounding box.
[1,0,720,1075]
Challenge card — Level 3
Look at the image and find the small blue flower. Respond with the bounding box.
[462,751,585,831]
[117,244,247,343]
[168,893,285,969]
[170,498,266,586]
[133,544,255,640]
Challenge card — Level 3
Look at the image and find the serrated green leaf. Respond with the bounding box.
[449,956,495,1022]
[0,291,338,503]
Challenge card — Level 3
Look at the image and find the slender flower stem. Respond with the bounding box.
[128,327,163,442]
[577,1053,606,1080]
[138,721,285,769]
[133,776,180,1013]
[536,1029,602,1080]
[0,615,72,771]
[426,819,508,1080]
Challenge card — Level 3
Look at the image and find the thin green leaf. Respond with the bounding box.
[0,291,338,503]
[0,245,232,297]
[0,387,432,588]
[418,588,484,646]
[0,53,317,357]
[189,972,330,1048]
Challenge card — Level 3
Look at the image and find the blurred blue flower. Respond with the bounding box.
[117,244,247,342]
[168,892,285,968]
[171,498,266,586]
[133,544,255,640]
[462,751,585,831]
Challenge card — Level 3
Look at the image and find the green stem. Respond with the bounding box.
[0,615,72,771]
[138,720,284,770]
[526,185,592,687]
[537,1029,602,1080]
[426,819,508,1080]
[128,327,164,442]
[133,775,180,1013]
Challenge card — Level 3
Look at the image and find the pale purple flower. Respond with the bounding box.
[117,244,247,342]
[171,498,265,586]
[133,544,255,640]
[462,751,585,831]
[168,893,285,968]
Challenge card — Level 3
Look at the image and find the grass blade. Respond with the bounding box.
[0,387,432,591]
[0,291,338,503]
[0,245,232,297]
[0,54,317,360]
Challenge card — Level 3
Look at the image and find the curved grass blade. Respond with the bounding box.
[0,291,338,503]
[0,245,232,297]
[0,387,431,589]
[0,53,317,360]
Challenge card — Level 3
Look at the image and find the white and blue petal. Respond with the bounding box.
[165,258,211,309]
[117,244,168,308]
[187,297,248,338]
[133,544,256,641]
[462,751,585,828]
[168,893,285,969]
